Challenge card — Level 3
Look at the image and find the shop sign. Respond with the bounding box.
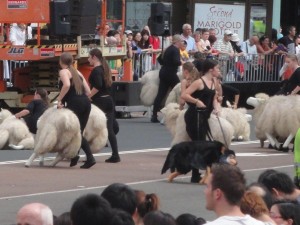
[7,0,27,9]
[194,3,245,41]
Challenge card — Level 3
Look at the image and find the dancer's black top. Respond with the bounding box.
[184,78,215,141]
[24,99,47,134]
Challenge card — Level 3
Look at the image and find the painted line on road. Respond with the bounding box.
[0,164,293,201]
[0,140,288,165]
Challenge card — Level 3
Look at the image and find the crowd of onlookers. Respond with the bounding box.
[101,23,300,81]
[15,165,300,225]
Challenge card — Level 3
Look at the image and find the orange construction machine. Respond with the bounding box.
[0,0,127,109]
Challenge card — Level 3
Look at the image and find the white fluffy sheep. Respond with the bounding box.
[247,93,300,150]
[165,83,181,106]
[161,103,234,147]
[140,70,160,106]
[140,70,183,107]
[219,107,251,141]
[0,109,34,150]
[25,107,82,167]
[83,104,108,153]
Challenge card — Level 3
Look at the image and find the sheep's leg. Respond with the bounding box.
[50,153,65,167]
[200,166,211,185]
[274,139,281,149]
[260,139,264,148]
[39,155,44,166]
[266,133,278,149]
[168,171,181,182]
[25,152,38,167]
[282,134,294,150]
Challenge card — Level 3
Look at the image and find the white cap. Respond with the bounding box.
[125,30,133,35]
[231,33,240,42]
[224,30,233,36]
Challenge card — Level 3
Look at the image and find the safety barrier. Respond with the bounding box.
[218,54,285,83]
[126,52,285,83]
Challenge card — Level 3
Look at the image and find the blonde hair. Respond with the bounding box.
[182,62,200,82]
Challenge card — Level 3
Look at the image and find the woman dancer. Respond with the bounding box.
[57,52,96,169]
[182,59,221,182]
[88,48,120,163]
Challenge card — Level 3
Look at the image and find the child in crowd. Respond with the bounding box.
[180,40,190,62]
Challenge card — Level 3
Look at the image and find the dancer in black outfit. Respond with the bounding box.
[88,48,120,163]
[15,88,49,134]
[182,59,221,182]
[57,52,96,169]
[151,34,183,123]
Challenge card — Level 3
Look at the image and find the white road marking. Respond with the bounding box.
[0,164,293,200]
[0,140,289,165]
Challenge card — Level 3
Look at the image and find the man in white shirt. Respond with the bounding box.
[181,23,197,52]
[204,164,265,225]
[9,23,32,45]
[241,35,258,60]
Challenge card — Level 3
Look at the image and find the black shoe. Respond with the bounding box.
[70,155,80,167]
[151,116,160,123]
[105,156,121,163]
[80,158,96,169]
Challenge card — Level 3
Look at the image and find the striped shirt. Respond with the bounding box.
[214,38,234,54]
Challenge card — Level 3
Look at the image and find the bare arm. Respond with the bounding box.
[182,79,206,108]
[179,79,187,109]
[15,109,30,119]
[89,87,99,98]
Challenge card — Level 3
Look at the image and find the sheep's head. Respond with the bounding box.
[246,97,267,108]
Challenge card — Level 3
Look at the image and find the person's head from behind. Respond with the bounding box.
[208,35,217,46]
[182,62,200,82]
[270,201,300,225]
[110,209,135,225]
[258,170,296,200]
[101,183,137,216]
[143,210,176,225]
[202,59,220,77]
[180,40,187,51]
[176,213,206,225]
[204,164,246,211]
[35,88,49,106]
[249,35,259,46]
[135,190,159,218]
[55,212,71,225]
[59,52,73,68]
[240,191,270,219]
[17,203,53,225]
[247,182,274,210]
[70,194,112,225]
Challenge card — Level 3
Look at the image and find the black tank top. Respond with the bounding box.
[188,78,216,112]
[59,77,85,104]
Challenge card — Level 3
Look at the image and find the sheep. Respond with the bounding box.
[140,70,183,107]
[165,83,181,106]
[25,107,82,167]
[219,107,250,141]
[161,103,234,147]
[83,104,108,153]
[140,70,160,106]
[0,109,34,150]
[247,93,300,150]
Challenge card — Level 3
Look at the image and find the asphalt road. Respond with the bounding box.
[0,112,294,224]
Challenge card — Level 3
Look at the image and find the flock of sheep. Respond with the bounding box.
[0,69,297,167]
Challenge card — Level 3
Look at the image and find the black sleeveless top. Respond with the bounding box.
[187,77,216,112]
[59,78,85,104]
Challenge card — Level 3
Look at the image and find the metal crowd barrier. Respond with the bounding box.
[131,50,162,80]
[217,53,285,83]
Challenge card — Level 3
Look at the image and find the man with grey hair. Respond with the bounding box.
[213,29,234,57]
[17,203,53,225]
[181,23,197,52]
